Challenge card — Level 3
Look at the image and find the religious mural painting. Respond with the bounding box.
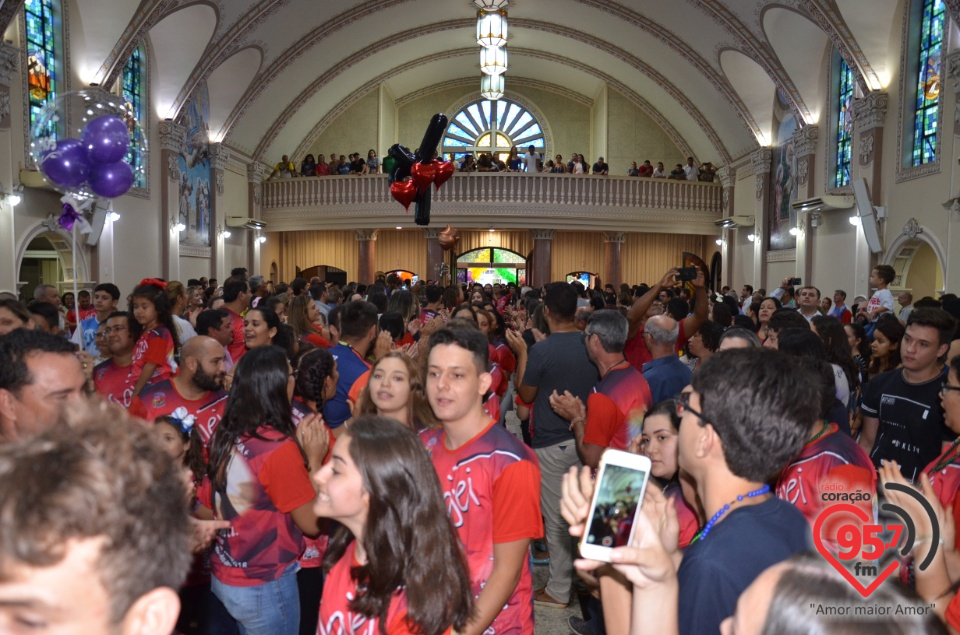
[178,81,211,248]
[768,113,798,251]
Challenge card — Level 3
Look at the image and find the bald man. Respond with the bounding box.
[129,335,229,445]
[641,314,693,402]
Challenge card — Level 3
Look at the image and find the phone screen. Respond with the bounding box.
[584,464,647,549]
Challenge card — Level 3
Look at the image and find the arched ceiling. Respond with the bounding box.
[56,0,915,167]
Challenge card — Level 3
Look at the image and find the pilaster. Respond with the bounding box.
[602,232,626,289]
[158,120,186,281]
[530,229,555,287]
[852,92,887,205]
[209,143,230,282]
[751,148,772,288]
[356,229,379,284]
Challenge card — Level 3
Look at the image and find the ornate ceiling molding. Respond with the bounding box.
[0,0,24,36]
[282,47,704,167]
[565,0,763,139]
[794,0,877,94]
[393,76,595,109]
[95,0,175,87]
[689,0,812,125]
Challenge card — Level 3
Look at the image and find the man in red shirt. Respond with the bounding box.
[93,312,136,408]
[221,278,251,363]
[129,336,228,446]
[550,310,652,469]
[422,327,542,635]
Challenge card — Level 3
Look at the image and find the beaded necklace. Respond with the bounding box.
[690,484,771,543]
[806,420,831,446]
[931,437,960,474]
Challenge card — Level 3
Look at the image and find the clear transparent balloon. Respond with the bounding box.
[29,89,148,199]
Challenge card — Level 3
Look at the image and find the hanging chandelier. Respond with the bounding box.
[474,0,508,9]
[480,45,507,75]
[480,74,505,100]
[477,9,508,48]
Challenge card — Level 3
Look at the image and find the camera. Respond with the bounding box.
[677,267,698,282]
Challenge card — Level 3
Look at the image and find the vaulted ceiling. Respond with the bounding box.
[3,0,925,165]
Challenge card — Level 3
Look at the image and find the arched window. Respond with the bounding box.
[24,0,58,140]
[456,247,526,286]
[121,45,146,188]
[442,98,544,162]
[834,57,854,188]
[912,0,945,166]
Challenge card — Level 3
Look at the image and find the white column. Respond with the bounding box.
[0,43,19,292]
[751,148,772,288]
[158,120,186,281]
[209,143,231,282]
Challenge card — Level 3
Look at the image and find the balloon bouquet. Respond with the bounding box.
[387,113,456,226]
[28,89,147,344]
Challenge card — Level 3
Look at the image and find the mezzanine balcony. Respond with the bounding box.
[261,173,722,234]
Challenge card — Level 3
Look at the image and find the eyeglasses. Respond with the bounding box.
[942,382,960,397]
[103,326,128,334]
[675,392,706,422]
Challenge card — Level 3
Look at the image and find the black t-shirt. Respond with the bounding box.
[677,497,809,635]
[522,331,598,448]
[861,366,951,481]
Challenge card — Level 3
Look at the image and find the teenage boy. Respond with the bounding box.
[324,300,378,432]
[73,283,120,357]
[859,307,956,481]
[0,407,191,634]
[858,264,896,323]
[221,278,251,363]
[93,312,136,408]
[423,327,542,635]
[676,348,814,634]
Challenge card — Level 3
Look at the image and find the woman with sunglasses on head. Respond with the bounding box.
[313,415,473,635]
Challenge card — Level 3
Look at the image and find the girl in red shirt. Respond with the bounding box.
[314,415,472,635]
[129,279,181,396]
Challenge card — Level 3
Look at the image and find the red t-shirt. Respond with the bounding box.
[923,442,960,550]
[198,430,316,586]
[225,308,247,363]
[130,326,177,385]
[93,359,135,408]
[318,541,429,635]
[421,421,542,635]
[775,423,876,542]
[663,481,700,549]
[128,379,228,447]
[583,363,652,450]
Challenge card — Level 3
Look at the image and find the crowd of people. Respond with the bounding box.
[1,263,959,635]
[268,146,720,183]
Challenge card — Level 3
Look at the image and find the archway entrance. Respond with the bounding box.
[566,271,597,288]
[892,242,944,301]
[456,247,526,286]
[300,264,347,286]
[18,234,67,302]
[386,269,419,285]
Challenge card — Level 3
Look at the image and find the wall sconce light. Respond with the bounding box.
[715,238,724,246]
[788,227,800,236]
[172,221,186,232]
[747,233,756,242]
[217,225,231,239]
[849,215,861,226]
[258,235,267,244]
[107,211,121,222]
[0,182,23,207]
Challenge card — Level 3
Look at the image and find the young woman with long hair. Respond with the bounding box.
[844,321,871,383]
[755,296,781,343]
[867,314,905,380]
[244,305,294,355]
[314,415,474,635]
[355,352,438,431]
[811,315,861,408]
[129,279,182,396]
[203,346,328,635]
[288,294,332,348]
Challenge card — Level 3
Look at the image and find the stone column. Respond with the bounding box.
[424,228,445,284]
[717,166,737,288]
[209,143,230,282]
[851,92,888,204]
[0,43,19,292]
[247,163,266,276]
[791,126,819,284]
[751,148,772,289]
[602,232,625,289]
[158,120,185,281]
[356,230,379,284]
[947,52,960,289]
[530,229,555,287]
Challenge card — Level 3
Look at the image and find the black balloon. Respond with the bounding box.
[387,144,415,183]
[415,186,431,226]
[416,114,448,164]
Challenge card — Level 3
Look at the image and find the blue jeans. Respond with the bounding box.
[211,562,300,635]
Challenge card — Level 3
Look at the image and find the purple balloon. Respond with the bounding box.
[41,138,91,188]
[81,115,130,165]
[88,160,134,198]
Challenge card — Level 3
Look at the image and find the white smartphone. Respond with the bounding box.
[579,449,652,563]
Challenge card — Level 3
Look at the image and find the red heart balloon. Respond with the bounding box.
[411,162,437,193]
[812,503,900,598]
[390,178,417,211]
[434,160,456,190]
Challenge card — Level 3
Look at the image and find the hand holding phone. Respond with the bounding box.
[580,450,652,562]
[676,266,698,282]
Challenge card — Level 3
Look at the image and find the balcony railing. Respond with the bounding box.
[261,173,723,234]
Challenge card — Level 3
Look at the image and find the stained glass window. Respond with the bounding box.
[442,98,544,162]
[835,58,854,188]
[25,0,57,140]
[912,0,945,166]
[122,46,146,188]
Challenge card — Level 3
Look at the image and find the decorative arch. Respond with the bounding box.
[442,92,553,161]
[880,218,947,278]
[15,218,91,285]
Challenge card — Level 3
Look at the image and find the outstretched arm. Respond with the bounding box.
[627,269,678,338]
